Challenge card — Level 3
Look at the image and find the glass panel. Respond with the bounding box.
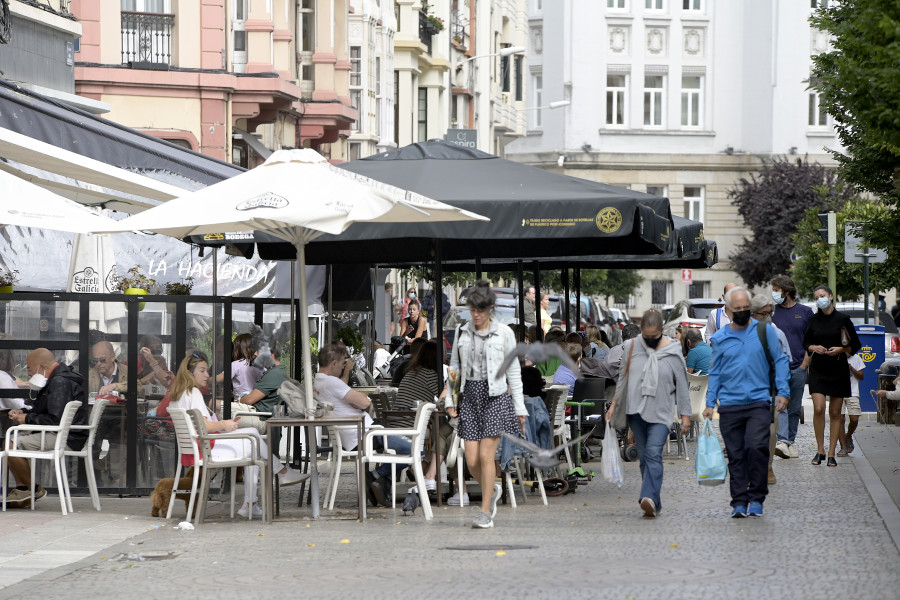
[234,30,246,52]
[654,93,662,124]
[615,91,625,124]
[607,74,625,87]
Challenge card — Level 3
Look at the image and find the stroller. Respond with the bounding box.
[374,337,409,380]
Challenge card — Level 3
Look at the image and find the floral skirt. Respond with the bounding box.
[458,379,519,441]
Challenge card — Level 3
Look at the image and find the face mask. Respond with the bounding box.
[816,297,831,310]
[772,292,784,305]
[409,293,416,299]
[732,310,751,326]
[28,370,48,391]
[643,335,663,349]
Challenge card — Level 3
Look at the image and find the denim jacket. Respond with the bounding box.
[451,319,526,416]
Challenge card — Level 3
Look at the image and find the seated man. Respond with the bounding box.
[237,343,287,433]
[685,329,712,375]
[6,348,89,508]
[553,342,582,396]
[314,343,412,507]
[136,334,174,389]
[89,341,130,396]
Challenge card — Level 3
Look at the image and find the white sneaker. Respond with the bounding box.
[238,502,262,518]
[424,479,437,491]
[774,441,790,459]
[788,444,799,458]
[99,439,110,460]
[278,467,308,486]
[448,491,469,506]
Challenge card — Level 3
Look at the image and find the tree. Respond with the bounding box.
[603,269,644,306]
[792,198,900,299]
[729,158,855,287]
[810,2,900,254]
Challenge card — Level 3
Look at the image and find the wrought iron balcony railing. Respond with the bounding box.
[121,11,174,65]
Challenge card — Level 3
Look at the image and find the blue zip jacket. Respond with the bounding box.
[706,318,790,408]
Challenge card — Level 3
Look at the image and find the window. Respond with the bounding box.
[683,0,701,9]
[688,281,708,298]
[643,75,664,127]
[350,46,362,86]
[683,186,704,222]
[121,0,169,10]
[680,75,702,128]
[646,184,668,198]
[533,74,543,127]
[606,74,627,126]
[607,0,627,8]
[350,90,361,131]
[349,142,361,161]
[375,57,381,96]
[811,0,829,8]
[393,70,400,143]
[417,87,428,141]
[808,91,829,127]
[501,53,511,93]
[232,0,248,73]
[514,56,523,102]
[651,280,672,305]
[645,0,664,9]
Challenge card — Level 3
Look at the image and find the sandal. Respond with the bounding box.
[811,453,825,466]
[827,457,838,467]
[837,449,848,457]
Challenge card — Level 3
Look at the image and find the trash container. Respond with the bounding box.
[855,324,885,413]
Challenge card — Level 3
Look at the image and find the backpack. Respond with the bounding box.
[278,377,333,418]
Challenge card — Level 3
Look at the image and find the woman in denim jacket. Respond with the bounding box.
[450,280,525,529]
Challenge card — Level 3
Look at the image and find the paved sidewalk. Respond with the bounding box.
[1,417,899,599]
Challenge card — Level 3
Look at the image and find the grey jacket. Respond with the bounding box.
[617,337,691,426]
[451,318,525,416]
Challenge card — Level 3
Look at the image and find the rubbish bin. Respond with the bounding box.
[855,324,885,413]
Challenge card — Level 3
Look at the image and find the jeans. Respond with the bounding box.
[372,435,414,481]
[777,367,807,444]
[719,402,771,507]
[627,414,670,510]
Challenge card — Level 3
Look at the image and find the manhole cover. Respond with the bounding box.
[117,551,180,562]
[442,545,537,551]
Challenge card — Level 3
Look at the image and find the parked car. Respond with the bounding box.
[662,298,725,340]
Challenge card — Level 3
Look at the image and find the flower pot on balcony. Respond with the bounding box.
[124,287,147,311]
[0,285,12,294]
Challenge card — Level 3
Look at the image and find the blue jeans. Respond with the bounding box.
[373,435,414,481]
[777,367,807,444]
[627,414,670,510]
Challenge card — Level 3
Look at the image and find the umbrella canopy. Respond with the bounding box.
[0,169,121,234]
[94,148,489,519]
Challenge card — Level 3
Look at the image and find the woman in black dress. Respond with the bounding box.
[400,299,427,342]
[803,285,861,466]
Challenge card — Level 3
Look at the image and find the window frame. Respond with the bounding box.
[683,185,705,223]
[606,73,628,127]
[680,75,703,129]
[643,74,665,128]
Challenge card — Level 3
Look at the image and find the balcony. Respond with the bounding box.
[121,11,174,66]
[418,11,435,54]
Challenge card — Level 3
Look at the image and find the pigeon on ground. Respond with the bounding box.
[402,488,420,515]
[498,342,581,376]
[501,430,596,470]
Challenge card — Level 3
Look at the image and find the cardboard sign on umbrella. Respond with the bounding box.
[95,148,488,518]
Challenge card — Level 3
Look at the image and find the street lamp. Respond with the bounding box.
[517,100,571,111]
[456,45,526,69]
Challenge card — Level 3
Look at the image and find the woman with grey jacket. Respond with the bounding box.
[606,310,691,518]
[450,280,525,529]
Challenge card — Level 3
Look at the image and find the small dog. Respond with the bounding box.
[150,468,196,517]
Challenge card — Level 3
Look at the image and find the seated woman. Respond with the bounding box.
[399,299,428,343]
[394,340,456,491]
[168,351,305,518]
[582,325,609,361]
[137,334,174,389]
[215,333,262,400]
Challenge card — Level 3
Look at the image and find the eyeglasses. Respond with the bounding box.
[90,357,111,366]
[754,310,774,317]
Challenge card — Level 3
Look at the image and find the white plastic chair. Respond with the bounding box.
[546,386,573,474]
[688,373,709,438]
[2,400,82,515]
[166,407,204,522]
[363,402,436,520]
[323,424,365,510]
[503,455,548,508]
[63,398,110,512]
[444,428,467,509]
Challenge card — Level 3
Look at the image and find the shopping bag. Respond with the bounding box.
[601,421,625,487]
[696,418,727,486]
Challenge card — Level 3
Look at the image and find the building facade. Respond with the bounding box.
[506,0,843,313]
[71,0,357,164]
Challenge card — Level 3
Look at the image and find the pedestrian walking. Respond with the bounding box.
[838,354,864,456]
[704,287,789,518]
[606,309,691,518]
[804,285,861,466]
[450,280,526,529]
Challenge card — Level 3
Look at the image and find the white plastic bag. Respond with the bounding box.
[601,421,625,487]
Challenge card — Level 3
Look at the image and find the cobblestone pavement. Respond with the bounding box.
[1,416,899,600]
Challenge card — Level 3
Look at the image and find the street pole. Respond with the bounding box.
[828,242,836,298]
[863,251,870,325]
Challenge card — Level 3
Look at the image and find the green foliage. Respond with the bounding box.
[603,270,644,305]
[728,158,856,287]
[335,324,364,355]
[0,267,19,287]
[113,265,157,293]
[398,267,475,289]
[792,198,900,299]
[810,1,900,254]
[163,277,194,295]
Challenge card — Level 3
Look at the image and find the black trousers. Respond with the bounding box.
[718,401,771,507]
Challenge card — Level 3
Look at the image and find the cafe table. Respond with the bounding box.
[263,414,367,523]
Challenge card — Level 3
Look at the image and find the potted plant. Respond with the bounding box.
[0,268,19,294]
[426,15,445,32]
[163,277,193,314]
[113,265,156,310]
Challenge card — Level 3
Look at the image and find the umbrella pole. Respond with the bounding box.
[211,247,219,406]
[290,261,296,379]
[296,242,320,519]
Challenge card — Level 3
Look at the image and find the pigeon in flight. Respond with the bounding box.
[501,429,597,470]
[498,342,582,376]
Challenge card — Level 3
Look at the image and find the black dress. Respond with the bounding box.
[803,309,862,397]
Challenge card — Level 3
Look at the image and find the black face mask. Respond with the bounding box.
[732,310,751,326]
[643,335,663,349]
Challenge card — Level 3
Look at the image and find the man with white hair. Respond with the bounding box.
[704,287,789,518]
[705,282,739,339]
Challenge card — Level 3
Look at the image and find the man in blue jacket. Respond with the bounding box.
[704,288,789,518]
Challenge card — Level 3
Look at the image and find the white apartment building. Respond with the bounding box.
[506,0,843,313]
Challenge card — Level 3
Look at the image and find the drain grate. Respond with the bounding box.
[117,551,180,562]
[442,545,537,551]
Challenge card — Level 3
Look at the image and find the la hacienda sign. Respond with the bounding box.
[147,259,275,283]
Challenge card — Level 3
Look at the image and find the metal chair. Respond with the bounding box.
[2,400,81,515]
[63,398,110,512]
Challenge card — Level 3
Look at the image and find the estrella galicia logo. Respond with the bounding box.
[236,193,289,211]
[72,267,101,293]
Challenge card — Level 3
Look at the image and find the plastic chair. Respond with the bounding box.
[363,402,436,520]
[687,373,709,438]
[2,400,81,515]
[63,398,110,512]
[323,423,382,510]
[444,428,468,509]
[545,386,572,474]
[166,408,204,522]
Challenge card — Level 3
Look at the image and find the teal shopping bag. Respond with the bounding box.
[696,418,727,486]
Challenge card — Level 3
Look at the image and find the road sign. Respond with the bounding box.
[845,222,887,264]
[681,268,692,284]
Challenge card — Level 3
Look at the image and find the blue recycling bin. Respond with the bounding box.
[855,324,885,412]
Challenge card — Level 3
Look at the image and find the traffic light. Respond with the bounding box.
[817,211,836,245]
